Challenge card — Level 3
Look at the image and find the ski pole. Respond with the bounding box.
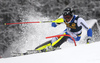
[4,21,51,25]
[4,18,64,25]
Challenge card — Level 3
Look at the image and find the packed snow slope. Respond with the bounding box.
[0,42,100,63]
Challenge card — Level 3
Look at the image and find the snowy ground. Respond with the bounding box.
[0,41,100,63]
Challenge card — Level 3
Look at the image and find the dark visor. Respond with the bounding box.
[64,15,72,19]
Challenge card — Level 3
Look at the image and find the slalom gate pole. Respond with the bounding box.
[46,34,77,46]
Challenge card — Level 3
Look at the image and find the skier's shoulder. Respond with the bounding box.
[74,15,85,22]
[74,15,79,20]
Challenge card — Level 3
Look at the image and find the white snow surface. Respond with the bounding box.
[0,42,100,63]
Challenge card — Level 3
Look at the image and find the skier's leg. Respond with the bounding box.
[35,33,68,52]
[35,29,69,52]
[51,36,68,47]
[35,40,52,52]
[51,33,69,47]
[35,40,51,50]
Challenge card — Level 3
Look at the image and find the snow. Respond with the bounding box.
[0,42,100,63]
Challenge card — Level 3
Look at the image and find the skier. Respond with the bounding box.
[35,7,92,52]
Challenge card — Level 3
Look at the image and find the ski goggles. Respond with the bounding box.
[64,15,72,19]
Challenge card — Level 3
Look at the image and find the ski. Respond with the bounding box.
[11,47,61,57]
[11,50,40,57]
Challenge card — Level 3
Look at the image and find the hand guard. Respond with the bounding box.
[87,37,92,44]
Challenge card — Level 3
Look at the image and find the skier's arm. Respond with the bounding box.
[78,18,92,37]
[78,18,92,43]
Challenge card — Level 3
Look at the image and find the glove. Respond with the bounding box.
[87,37,92,44]
[51,22,57,27]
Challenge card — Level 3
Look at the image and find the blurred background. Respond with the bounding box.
[0,0,100,57]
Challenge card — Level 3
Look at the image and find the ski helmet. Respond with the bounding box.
[63,7,73,18]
